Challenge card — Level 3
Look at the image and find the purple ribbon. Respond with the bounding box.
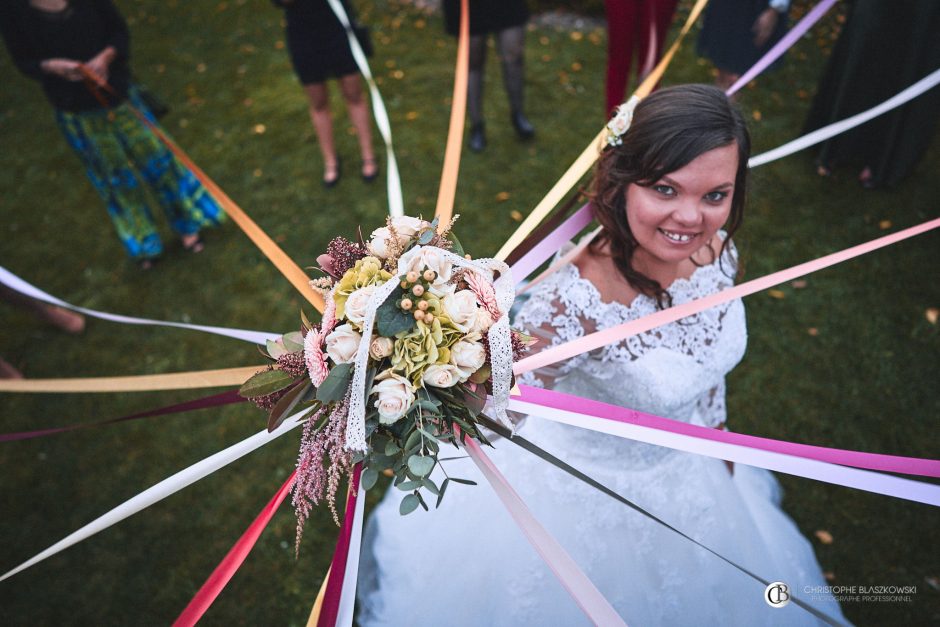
[0,389,245,442]
[510,203,594,283]
[727,0,840,96]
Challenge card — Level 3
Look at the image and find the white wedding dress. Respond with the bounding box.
[357,238,847,626]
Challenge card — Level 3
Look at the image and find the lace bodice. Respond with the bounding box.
[513,236,747,468]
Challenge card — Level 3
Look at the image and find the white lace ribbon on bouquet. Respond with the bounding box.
[345,247,514,452]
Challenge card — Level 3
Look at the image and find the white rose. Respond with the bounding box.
[371,371,415,424]
[324,324,362,364]
[368,217,430,258]
[367,226,394,259]
[389,215,429,239]
[397,246,454,288]
[471,308,494,333]
[344,285,376,326]
[369,336,394,360]
[450,340,486,380]
[422,363,462,388]
[441,289,479,332]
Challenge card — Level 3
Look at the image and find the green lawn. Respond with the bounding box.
[0,0,937,624]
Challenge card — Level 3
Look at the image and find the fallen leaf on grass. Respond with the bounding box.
[510,210,523,222]
[496,191,510,201]
[792,280,808,289]
[879,220,892,230]
[768,289,786,299]
[824,571,836,581]
[752,110,762,121]
[925,576,939,591]
[253,124,266,135]
[807,328,819,336]
[926,308,939,325]
[815,530,833,544]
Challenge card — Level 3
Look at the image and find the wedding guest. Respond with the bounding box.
[358,84,846,626]
[442,0,535,152]
[0,0,225,270]
[804,0,940,188]
[604,0,678,115]
[697,0,790,93]
[272,0,378,187]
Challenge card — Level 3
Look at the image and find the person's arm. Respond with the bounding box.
[0,5,44,80]
[752,0,790,48]
[84,0,129,84]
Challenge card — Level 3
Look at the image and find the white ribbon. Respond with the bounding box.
[0,265,277,345]
[345,247,514,451]
[0,411,305,583]
[336,484,366,627]
[324,0,404,217]
[750,67,940,168]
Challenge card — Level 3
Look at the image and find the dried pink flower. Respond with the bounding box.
[325,237,368,277]
[466,271,501,321]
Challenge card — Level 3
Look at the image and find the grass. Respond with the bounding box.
[0,0,938,624]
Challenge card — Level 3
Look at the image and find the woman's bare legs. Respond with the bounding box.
[303,82,340,185]
[338,73,377,179]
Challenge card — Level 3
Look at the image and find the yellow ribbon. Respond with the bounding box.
[0,365,262,393]
[494,0,710,261]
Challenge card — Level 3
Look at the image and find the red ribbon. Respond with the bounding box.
[173,472,297,626]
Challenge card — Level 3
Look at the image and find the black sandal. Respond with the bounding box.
[323,156,342,188]
[361,157,379,183]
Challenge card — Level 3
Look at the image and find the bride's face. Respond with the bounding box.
[625,142,738,270]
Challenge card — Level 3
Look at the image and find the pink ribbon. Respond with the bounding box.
[173,472,296,626]
[726,0,839,96]
[515,216,940,375]
[464,436,628,626]
[517,385,940,478]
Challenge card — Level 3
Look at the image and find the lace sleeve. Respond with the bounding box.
[512,266,598,390]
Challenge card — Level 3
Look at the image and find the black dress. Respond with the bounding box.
[274,0,359,85]
[803,0,940,188]
[696,0,788,76]
[442,0,529,37]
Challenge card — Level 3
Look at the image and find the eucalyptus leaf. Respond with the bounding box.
[449,232,465,257]
[416,491,429,512]
[360,468,379,491]
[375,286,416,337]
[239,369,296,398]
[436,478,450,508]
[421,478,440,495]
[404,429,422,452]
[316,362,353,402]
[407,455,435,477]
[417,228,434,245]
[415,399,441,415]
[266,339,288,360]
[282,331,304,352]
[399,494,420,515]
[396,480,422,491]
[384,440,401,456]
[417,427,441,443]
[450,477,477,486]
[267,382,310,432]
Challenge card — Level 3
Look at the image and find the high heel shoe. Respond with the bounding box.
[323,156,342,188]
[469,122,486,153]
[510,111,535,140]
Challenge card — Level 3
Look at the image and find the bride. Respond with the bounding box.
[357,84,847,626]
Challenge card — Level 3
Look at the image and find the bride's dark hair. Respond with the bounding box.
[590,83,750,307]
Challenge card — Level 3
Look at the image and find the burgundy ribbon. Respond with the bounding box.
[0,389,245,442]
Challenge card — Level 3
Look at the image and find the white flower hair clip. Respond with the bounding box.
[605,95,640,148]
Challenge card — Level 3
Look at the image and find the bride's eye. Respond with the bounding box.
[704,191,728,203]
[652,184,676,197]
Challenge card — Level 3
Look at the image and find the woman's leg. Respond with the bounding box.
[337,73,377,179]
[467,33,487,151]
[496,25,534,138]
[121,91,224,252]
[56,108,163,261]
[303,82,341,185]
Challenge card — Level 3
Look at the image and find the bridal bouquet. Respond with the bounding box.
[240,216,532,544]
